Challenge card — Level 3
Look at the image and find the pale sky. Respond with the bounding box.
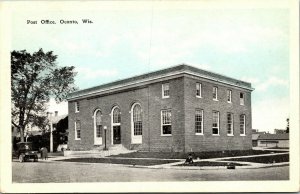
[11,1,290,133]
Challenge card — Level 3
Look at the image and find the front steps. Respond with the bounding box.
[64,144,136,157]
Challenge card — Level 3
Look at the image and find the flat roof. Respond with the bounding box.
[68,64,254,101]
[258,133,289,140]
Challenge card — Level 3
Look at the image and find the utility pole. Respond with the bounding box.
[103,126,108,150]
[47,112,53,153]
[50,118,53,153]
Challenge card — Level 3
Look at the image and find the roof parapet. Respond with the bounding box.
[68,64,254,101]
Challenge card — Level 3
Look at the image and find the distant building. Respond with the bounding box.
[274,129,287,134]
[252,129,267,146]
[67,64,254,152]
[252,133,260,147]
[48,112,68,151]
[257,133,289,148]
[252,129,267,134]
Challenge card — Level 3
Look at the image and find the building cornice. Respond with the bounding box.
[67,65,254,101]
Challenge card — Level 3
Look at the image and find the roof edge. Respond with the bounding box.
[68,64,254,101]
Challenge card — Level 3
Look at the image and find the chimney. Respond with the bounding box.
[55,111,58,117]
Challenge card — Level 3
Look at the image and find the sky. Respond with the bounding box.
[11,2,290,133]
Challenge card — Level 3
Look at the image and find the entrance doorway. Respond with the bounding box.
[113,126,121,144]
[111,106,121,145]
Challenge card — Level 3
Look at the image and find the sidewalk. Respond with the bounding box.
[40,150,289,170]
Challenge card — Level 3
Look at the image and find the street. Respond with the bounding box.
[12,160,289,182]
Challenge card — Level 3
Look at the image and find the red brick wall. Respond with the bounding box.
[183,76,252,152]
[68,75,252,152]
[147,77,185,152]
[68,77,185,151]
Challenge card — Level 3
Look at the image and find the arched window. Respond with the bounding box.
[131,103,142,144]
[111,106,121,144]
[95,110,102,137]
[133,104,142,135]
[94,109,102,145]
[113,107,121,124]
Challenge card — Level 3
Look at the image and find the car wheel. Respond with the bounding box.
[19,155,24,163]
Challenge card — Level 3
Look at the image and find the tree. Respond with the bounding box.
[11,49,77,142]
[286,118,289,133]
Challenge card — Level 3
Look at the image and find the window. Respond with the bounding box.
[196,83,202,97]
[212,111,219,135]
[132,104,142,136]
[161,110,172,135]
[227,113,233,135]
[75,101,80,112]
[240,93,245,105]
[162,83,170,98]
[113,107,121,123]
[95,110,102,138]
[227,90,232,103]
[195,109,203,134]
[240,114,246,135]
[213,87,218,100]
[75,121,81,140]
[112,106,121,144]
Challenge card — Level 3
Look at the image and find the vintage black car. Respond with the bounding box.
[14,142,38,162]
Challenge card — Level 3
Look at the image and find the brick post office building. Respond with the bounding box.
[67,64,254,152]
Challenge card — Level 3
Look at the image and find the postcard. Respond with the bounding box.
[0,0,299,193]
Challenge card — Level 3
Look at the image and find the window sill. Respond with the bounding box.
[195,133,203,136]
[162,96,170,99]
[196,96,202,98]
[212,134,220,136]
[227,134,234,136]
[227,101,232,104]
[240,134,246,136]
[213,99,218,101]
[240,104,244,106]
[161,134,172,137]
[75,139,81,140]
[75,111,79,113]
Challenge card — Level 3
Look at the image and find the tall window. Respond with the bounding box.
[162,83,170,98]
[195,109,203,134]
[75,121,81,140]
[113,107,121,123]
[240,93,245,105]
[95,110,102,138]
[75,101,80,112]
[240,114,246,135]
[132,104,142,135]
[196,83,202,97]
[212,111,219,135]
[213,87,218,100]
[227,90,232,103]
[227,113,233,135]
[161,110,172,135]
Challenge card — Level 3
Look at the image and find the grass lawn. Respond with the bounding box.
[222,153,289,164]
[177,161,249,167]
[110,149,286,159]
[57,158,180,166]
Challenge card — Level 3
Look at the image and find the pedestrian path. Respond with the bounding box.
[147,152,289,170]
[41,150,289,170]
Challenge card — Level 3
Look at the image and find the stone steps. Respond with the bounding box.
[64,145,136,157]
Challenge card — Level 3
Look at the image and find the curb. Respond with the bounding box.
[28,152,290,171]
[130,162,289,170]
